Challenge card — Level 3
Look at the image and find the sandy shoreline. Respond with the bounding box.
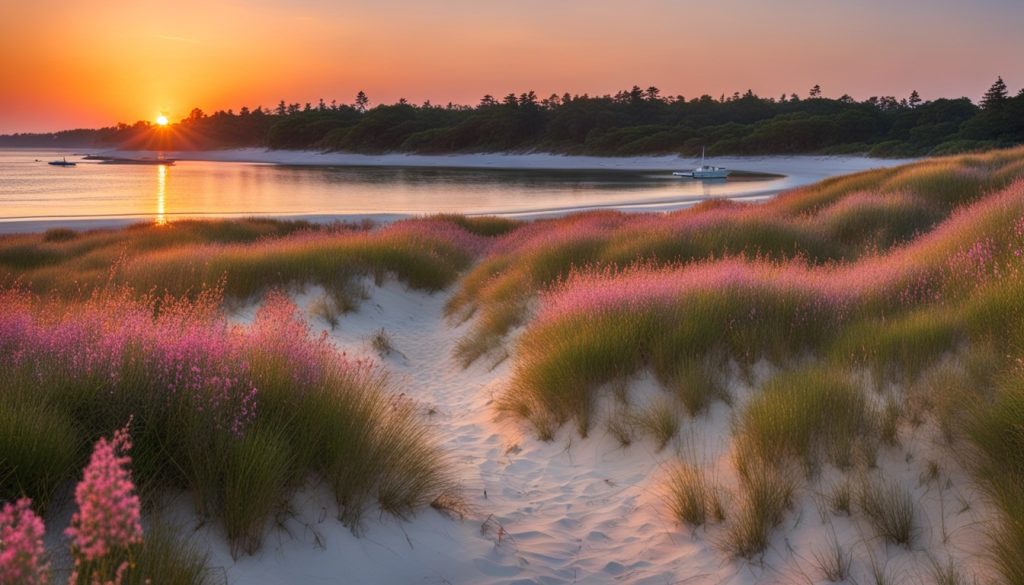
[101,147,915,174]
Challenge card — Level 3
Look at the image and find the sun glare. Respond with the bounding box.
[155,114,169,126]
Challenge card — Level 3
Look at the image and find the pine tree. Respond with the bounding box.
[354,91,369,112]
[809,84,822,98]
[981,76,1009,110]
[908,90,921,108]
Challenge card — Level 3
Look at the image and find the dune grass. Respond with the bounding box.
[604,405,636,447]
[220,424,295,556]
[0,216,491,304]
[479,148,1024,576]
[967,365,1024,585]
[857,475,916,547]
[449,147,1024,365]
[631,397,682,451]
[0,287,461,556]
[309,293,342,329]
[503,171,1024,437]
[720,461,797,558]
[734,366,875,476]
[827,479,853,516]
[811,530,853,583]
[929,558,971,585]
[666,358,729,416]
[665,461,725,527]
[371,328,395,356]
[0,216,488,552]
[62,518,217,585]
[119,518,217,585]
[772,166,902,215]
[816,191,941,252]
[0,400,81,515]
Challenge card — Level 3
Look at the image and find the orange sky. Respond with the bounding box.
[2,0,1023,133]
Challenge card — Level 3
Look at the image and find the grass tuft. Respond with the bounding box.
[128,518,218,585]
[966,363,1024,585]
[857,475,916,547]
[811,530,852,582]
[735,366,875,476]
[632,397,681,451]
[720,461,796,558]
[665,461,724,527]
[371,328,395,356]
[665,359,728,415]
[879,395,903,446]
[604,406,635,447]
[929,557,970,585]
[221,425,294,558]
[0,399,81,514]
[828,479,853,516]
[309,294,341,329]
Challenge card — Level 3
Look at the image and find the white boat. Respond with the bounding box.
[673,147,730,179]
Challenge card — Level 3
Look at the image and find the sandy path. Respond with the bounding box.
[183,281,994,584]
[192,281,743,584]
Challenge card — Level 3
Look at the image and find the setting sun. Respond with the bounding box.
[155,114,168,126]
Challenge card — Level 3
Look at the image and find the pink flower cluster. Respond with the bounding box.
[247,291,374,389]
[0,288,258,435]
[537,258,853,326]
[65,424,142,563]
[0,281,387,440]
[0,428,149,585]
[0,499,49,585]
[382,218,493,258]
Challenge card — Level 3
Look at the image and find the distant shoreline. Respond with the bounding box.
[79,148,915,174]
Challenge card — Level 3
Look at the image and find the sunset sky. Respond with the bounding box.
[2,0,1023,133]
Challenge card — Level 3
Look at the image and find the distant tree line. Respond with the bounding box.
[3,78,1023,157]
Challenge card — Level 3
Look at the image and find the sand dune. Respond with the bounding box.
[165,280,993,585]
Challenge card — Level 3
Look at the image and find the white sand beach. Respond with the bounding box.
[104,148,916,175]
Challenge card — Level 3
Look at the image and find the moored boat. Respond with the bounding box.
[47,156,77,167]
[673,147,730,179]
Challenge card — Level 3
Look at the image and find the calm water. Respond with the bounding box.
[0,149,907,233]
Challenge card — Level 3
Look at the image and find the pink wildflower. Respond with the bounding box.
[65,424,142,563]
[0,498,49,585]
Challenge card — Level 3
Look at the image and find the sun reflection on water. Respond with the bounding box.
[155,164,168,226]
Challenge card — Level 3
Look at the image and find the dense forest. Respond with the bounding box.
[3,79,1023,157]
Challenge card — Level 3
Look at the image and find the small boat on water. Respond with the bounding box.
[48,157,77,167]
[673,147,730,180]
